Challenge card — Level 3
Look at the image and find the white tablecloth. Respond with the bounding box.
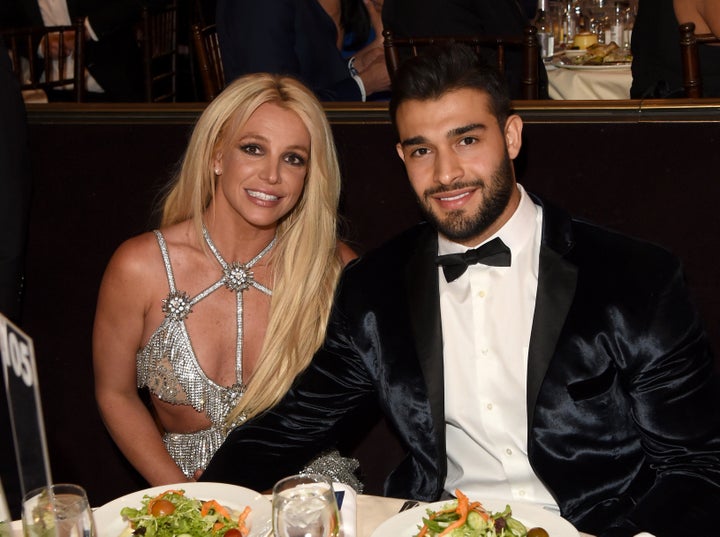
[547,64,632,100]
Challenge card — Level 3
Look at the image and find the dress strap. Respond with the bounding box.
[154,230,226,323]
[153,230,178,293]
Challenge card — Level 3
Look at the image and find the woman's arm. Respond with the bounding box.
[92,235,188,485]
[674,0,720,36]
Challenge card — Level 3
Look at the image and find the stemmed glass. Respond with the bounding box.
[22,484,96,537]
[272,474,340,537]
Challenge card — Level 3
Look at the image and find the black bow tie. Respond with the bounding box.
[435,237,512,282]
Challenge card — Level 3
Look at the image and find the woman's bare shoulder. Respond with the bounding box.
[108,222,194,276]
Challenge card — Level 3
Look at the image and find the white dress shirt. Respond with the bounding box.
[440,184,559,511]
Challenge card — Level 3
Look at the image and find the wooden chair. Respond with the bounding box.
[1,18,86,101]
[679,22,720,98]
[191,23,225,101]
[383,26,540,100]
[139,0,178,102]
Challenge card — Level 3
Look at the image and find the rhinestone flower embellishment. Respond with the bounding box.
[162,291,193,321]
[224,262,254,292]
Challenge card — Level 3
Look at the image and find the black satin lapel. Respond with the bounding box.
[405,230,445,460]
[526,243,577,433]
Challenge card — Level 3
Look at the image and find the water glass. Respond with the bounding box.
[272,474,340,537]
[22,484,95,537]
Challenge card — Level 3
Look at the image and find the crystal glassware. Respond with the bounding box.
[272,474,340,537]
[22,484,96,537]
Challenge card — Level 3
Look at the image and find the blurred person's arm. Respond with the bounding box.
[674,0,720,36]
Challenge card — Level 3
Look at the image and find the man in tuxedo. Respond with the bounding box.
[201,44,720,537]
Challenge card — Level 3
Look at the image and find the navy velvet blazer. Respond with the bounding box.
[216,0,362,101]
[202,197,720,537]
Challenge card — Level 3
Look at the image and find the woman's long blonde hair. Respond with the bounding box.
[161,73,344,423]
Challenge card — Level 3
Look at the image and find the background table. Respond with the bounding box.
[546,64,632,100]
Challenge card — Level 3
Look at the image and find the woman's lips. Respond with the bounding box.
[247,189,280,202]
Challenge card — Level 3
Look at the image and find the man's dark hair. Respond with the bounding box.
[388,43,512,132]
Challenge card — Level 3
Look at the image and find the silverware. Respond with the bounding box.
[399,500,419,512]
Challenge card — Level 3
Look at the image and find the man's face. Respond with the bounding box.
[395,88,523,246]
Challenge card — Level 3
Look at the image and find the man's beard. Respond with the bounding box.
[416,148,515,243]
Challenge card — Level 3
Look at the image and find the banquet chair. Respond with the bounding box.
[678,22,720,98]
[139,0,178,102]
[383,26,540,100]
[191,23,225,101]
[1,19,86,101]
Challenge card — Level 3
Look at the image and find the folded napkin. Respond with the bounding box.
[333,483,357,537]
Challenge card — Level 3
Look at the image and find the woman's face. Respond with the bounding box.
[213,102,310,231]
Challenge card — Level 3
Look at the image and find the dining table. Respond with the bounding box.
[545,62,633,100]
[5,491,598,537]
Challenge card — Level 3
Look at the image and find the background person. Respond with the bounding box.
[215,0,390,101]
[201,45,720,537]
[0,38,31,519]
[631,0,720,97]
[1,0,165,101]
[381,0,549,99]
[93,73,357,486]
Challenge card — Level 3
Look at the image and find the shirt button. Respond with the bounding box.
[481,348,488,355]
[506,448,513,456]
[519,490,526,497]
[486,403,493,410]
[478,290,486,298]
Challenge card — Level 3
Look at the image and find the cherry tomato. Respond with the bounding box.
[224,529,243,537]
[150,499,176,517]
[527,528,549,537]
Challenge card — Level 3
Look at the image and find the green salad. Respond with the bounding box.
[119,489,249,537]
[413,490,539,537]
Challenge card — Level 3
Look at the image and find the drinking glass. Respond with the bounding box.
[272,474,340,537]
[22,484,95,537]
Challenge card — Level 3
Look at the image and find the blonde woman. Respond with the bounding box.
[93,73,356,486]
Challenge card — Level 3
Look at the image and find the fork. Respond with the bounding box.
[399,500,419,512]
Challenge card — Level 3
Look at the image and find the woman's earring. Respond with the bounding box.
[214,168,221,175]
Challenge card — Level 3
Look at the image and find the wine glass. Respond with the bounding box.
[22,484,96,537]
[272,474,340,537]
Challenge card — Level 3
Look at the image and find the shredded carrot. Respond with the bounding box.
[416,494,467,537]
[469,502,489,522]
[238,506,251,536]
[201,499,232,519]
[437,490,469,537]
[146,489,185,514]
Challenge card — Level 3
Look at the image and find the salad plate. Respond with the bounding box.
[93,482,271,537]
[370,499,579,537]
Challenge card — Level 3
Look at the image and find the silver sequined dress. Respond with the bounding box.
[136,230,254,478]
[136,230,363,491]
